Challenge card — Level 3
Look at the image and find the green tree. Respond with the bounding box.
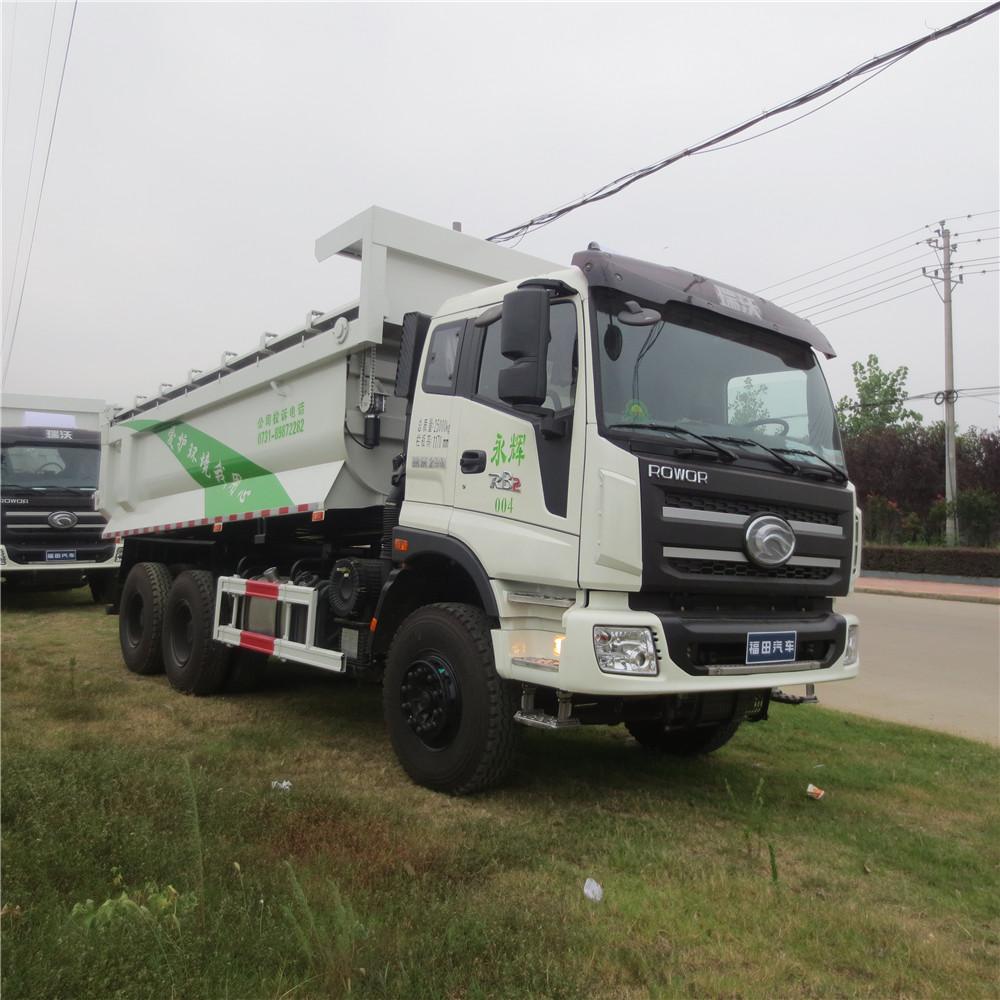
[729,377,769,424]
[835,354,923,438]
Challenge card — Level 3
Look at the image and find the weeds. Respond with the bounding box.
[282,861,365,993]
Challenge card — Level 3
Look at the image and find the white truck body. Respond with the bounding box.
[101,206,860,793]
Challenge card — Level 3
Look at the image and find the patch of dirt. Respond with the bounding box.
[262,805,449,886]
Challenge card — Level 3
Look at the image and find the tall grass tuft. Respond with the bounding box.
[282,860,365,994]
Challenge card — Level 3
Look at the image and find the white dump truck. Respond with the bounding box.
[100,206,860,793]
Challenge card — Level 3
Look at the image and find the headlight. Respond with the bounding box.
[593,626,658,676]
[844,624,859,666]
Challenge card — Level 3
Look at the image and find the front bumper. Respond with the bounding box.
[493,590,859,696]
[0,543,122,574]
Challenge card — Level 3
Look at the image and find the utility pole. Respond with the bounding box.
[924,223,960,545]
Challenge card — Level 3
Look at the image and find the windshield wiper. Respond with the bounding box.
[606,423,738,462]
[774,447,848,483]
[705,436,799,475]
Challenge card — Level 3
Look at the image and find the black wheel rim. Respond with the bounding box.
[170,600,195,666]
[124,592,145,649]
[399,654,462,750]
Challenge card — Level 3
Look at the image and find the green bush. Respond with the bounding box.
[862,545,1000,578]
[953,488,1000,547]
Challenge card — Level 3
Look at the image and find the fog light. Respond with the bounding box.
[0,546,6,566]
[114,545,124,563]
[844,624,859,666]
[593,626,658,676]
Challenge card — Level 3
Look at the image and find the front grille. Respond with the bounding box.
[660,491,839,526]
[667,558,833,581]
[3,511,106,534]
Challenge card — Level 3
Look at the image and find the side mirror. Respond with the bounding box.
[498,288,549,407]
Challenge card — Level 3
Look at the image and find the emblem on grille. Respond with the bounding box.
[744,515,795,568]
[48,511,79,529]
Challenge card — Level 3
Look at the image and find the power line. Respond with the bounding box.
[3,0,78,387]
[688,51,909,156]
[805,272,927,318]
[762,213,999,294]
[2,1,59,330]
[488,3,1000,244]
[771,241,935,302]
[954,236,999,247]
[953,256,1000,266]
[814,283,933,324]
[2,1,19,148]
[777,249,937,307]
[851,385,1000,409]
[757,227,931,294]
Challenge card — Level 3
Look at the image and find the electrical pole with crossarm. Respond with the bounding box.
[923,223,961,544]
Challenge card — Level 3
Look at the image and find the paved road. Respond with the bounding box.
[788,592,999,746]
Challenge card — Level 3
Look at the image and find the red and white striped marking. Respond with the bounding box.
[214,573,344,675]
[238,631,275,654]
[102,502,319,541]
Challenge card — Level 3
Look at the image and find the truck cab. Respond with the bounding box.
[2,425,121,600]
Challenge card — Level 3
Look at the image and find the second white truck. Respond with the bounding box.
[99,207,860,793]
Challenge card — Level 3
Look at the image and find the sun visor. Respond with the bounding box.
[572,250,837,358]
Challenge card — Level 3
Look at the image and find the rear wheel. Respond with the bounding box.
[119,562,172,675]
[625,716,742,755]
[224,648,270,693]
[383,603,519,794]
[162,570,230,695]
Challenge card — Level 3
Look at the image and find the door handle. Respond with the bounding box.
[460,450,487,474]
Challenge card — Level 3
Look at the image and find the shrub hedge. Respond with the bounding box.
[862,545,1000,579]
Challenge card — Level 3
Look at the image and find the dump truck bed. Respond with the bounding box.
[99,206,556,540]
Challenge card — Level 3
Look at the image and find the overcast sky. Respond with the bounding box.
[2,1,998,430]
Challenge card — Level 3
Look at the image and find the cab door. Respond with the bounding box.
[401,318,465,534]
[448,297,584,589]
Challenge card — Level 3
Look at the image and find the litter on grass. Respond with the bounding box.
[583,878,604,902]
[806,783,825,800]
[270,779,293,792]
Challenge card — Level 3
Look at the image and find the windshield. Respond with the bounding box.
[593,292,846,474]
[1,442,100,489]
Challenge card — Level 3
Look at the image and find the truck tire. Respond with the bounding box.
[625,716,742,755]
[88,573,118,606]
[383,603,519,795]
[119,562,172,675]
[162,570,230,696]
[224,648,269,693]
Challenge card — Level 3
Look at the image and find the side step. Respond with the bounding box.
[771,683,819,706]
[513,686,581,730]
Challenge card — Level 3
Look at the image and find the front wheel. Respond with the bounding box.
[383,603,519,795]
[625,716,743,755]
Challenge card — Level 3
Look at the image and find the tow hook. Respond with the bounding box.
[771,683,818,706]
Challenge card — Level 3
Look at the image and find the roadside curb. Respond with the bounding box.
[853,582,1000,606]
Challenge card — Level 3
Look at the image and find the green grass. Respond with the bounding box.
[2,587,998,999]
